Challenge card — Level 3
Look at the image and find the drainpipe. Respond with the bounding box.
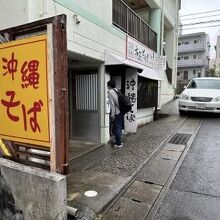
[173,0,180,89]
[67,206,79,218]
[160,0,164,56]
[40,0,48,17]
[159,0,165,109]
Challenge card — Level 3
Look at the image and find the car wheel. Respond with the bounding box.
[179,110,186,115]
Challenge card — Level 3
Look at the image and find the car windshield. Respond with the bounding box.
[187,79,220,89]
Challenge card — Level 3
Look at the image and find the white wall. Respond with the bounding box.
[0,0,28,29]
[0,0,127,62]
[157,0,179,106]
[66,0,113,25]
[164,0,177,27]
[161,28,177,106]
[165,29,175,68]
[45,0,127,61]
[160,70,175,106]
[137,108,154,127]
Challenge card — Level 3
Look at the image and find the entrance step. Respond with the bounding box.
[69,140,103,161]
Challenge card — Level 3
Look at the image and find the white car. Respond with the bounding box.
[179,77,220,115]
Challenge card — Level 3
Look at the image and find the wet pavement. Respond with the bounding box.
[67,100,187,219]
[102,113,201,220]
[68,100,220,220]
[154,116,220,220]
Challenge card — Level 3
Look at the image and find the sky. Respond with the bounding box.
[180,0,220,59]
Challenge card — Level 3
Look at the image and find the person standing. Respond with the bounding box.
[107,79,124,148]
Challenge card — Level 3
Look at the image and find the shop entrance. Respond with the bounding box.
[68,54,102,159]
[106,66,126,137]
[69,70,99,142]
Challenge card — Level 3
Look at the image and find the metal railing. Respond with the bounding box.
[177,58,206,67]
[113,0,157,52]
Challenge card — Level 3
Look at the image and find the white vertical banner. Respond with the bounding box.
[125,68,138,133]
[161,56,167,70]
[105,74,111,114]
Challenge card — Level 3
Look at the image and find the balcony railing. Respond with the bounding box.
[113,0,157,52]
[178,58,206,67]
[178,44,206,53]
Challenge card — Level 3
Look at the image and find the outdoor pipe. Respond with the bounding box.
[67,206,79,218]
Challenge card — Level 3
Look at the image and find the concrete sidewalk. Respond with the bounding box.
[67,100,185,219]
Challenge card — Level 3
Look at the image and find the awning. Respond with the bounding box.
[105,51,163,81]
[138,68,163,81]
[105,51,144,70]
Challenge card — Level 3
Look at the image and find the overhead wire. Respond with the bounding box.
[181,13,220,21]
[180,7,220,59]
[180,19,220,26]
[180,8,220,30]
[180,9,220,17]
[181,24,220,31]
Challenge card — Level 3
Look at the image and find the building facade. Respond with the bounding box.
[215,35,220,76]
[0,0,181,144]
[177,32,210,94]
[209,59,216,69]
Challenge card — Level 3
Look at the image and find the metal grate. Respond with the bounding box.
[191,97,212,102]
[75,73,98,111]
[169,133,191,145]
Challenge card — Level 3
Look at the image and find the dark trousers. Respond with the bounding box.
[114,113,124,145]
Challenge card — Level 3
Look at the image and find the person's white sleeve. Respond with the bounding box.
[108,91,116,117]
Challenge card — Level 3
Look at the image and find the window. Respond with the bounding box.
[178,57,181,60]
[194,40,197,43]
[198,72,201,77]
[178,42,181,45]
[184,56,189,60]
[184,71,188,80]
[193,70,196,74]
[137,76,158,109]
[193,54,197,59]
[187,78,220,89]
[198,54,202,59]
[177,72,180,76]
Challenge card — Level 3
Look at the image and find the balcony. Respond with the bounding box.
[113,0,157,52]
[178,58,206,68]
[178,43,206,53]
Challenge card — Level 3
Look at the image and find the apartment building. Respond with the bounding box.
[215,35,220,76]
[177,32,210,93]
[0,0,181,144]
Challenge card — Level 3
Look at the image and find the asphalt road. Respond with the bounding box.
[154,113,220,220]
